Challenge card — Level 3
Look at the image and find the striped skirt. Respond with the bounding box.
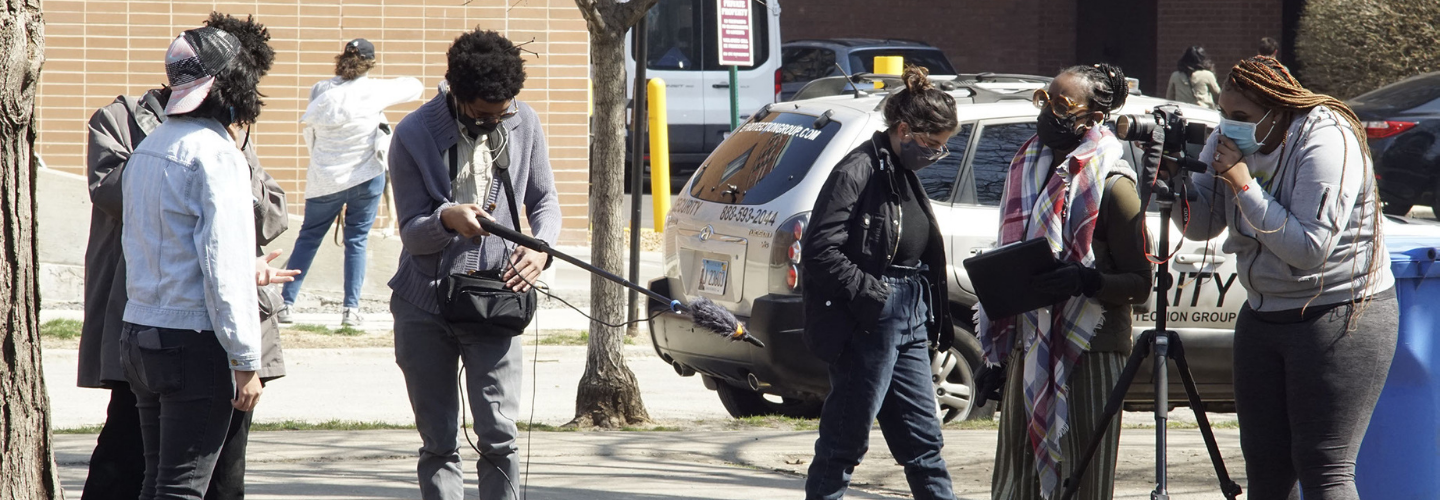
[991,350,1125,500]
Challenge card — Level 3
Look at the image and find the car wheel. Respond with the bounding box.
[934,324,997,423]
[713,379,823,419]
[1383,200,1413,217]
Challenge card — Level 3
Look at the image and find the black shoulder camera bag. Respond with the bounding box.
[437,129,536,336]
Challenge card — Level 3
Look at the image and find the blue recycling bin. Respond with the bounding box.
[1354,237,1440,499]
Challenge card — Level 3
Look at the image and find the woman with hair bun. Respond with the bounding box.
[800,65,959,500]
[981,63,1152,500]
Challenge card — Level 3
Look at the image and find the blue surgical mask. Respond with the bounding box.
[1219,109,1272,156]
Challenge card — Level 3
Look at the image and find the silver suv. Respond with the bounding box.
[647,73,1242,421]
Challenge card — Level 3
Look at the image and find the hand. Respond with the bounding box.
[1031,262,1102,298]
[256,250,302,286]
[440,204,495,239]
[1213,136,1254,190]
[232,370,263,412]
[504,246,548,292]
[974,363,1007,408]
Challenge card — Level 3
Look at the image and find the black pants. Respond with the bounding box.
[83,385,255,499]
[1233,294,1399,500]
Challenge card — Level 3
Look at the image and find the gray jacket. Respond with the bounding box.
[1176,105,1395,311]
[79,89,289,388]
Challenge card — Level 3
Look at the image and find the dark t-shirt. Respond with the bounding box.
[894,177,931,267]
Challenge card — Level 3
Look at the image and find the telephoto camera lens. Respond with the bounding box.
[1116,114,1158,142]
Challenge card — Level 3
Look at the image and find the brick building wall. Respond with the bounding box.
[1155,0,1284,96]
[781,0,1283,96]
[37,0,592,244]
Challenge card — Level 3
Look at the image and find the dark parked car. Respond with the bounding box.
[1349,71,1440,216]
[779,38,957,101]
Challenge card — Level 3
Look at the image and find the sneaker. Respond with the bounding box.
[342,308,364,327]
[277,304,293,324]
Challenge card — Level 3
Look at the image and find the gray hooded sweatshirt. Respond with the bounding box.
[1174,105,1394,312]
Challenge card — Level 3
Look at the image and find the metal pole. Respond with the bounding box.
[728,65,739,130]
[627,15,649,334]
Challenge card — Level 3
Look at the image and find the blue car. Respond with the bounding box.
[1349,71,1440,216]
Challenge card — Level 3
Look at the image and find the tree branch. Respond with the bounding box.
[612,0,660,31]
[572,0,608,35]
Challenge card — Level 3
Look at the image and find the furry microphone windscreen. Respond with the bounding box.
[688,297,764,347]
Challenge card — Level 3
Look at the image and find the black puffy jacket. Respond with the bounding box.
[800,131,954,363]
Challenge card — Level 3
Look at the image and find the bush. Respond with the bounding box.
[1295,0,1440,99]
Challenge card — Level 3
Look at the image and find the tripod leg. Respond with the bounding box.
[1059,331,1156,500]
[1168,337,1244,500]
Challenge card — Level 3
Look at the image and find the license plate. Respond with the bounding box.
[700,259,729,295]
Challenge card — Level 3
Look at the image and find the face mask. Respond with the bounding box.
[460,116,498,138]
[1219,109,1272,156]
[898,134,945,171]
[1036,110,1086,151]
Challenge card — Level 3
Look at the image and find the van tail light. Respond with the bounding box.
[770,212,810,294]
[1364,121,1417,139]
[774,68,782,102]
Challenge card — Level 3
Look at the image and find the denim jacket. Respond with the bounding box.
[121,116,261,371]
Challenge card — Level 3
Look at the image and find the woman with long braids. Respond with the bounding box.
[982,63,1152,500]
[801,65,959,500]
[1170,55,1396,499]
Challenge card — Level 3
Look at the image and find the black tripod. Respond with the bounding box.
[1059,193,1242,500]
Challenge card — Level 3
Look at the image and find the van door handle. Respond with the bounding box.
[1175,254,1227,265]
[712,83,730,89]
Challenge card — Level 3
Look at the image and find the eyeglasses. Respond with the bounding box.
[460,101,519,127]
[1032,89,1088,118]
[907,132,950,161]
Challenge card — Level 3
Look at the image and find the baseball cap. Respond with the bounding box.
[164,27,241,115]
[346,38,375,60]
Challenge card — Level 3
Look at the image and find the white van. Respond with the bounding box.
[626,0,783,166]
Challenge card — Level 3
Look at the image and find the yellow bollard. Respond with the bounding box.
[648,78,671,232]
[873,56,904,89]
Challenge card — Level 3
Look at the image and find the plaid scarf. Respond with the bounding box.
[976,125,1131,497]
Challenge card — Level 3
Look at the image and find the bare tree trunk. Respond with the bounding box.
[0,0,59,498]
[569,0,657,428]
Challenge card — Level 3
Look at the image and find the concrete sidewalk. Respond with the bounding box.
[53,428,1245,499]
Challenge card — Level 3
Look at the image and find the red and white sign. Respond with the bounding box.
[716,0,753,67]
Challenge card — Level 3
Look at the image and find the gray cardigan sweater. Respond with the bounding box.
[387,87,562,314]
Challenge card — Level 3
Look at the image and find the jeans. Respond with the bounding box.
[282,173,386,308]
[122,324,236,500]
[81,384,255,500]
[391,294,523,500]
[1233,294,1398,500]
[806,270,955,500]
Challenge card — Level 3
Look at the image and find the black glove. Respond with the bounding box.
[974,363,1007,408]
[1031,261,1103,298]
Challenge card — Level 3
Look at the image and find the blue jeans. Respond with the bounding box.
[806,270,955,500]
[281,174,386,308]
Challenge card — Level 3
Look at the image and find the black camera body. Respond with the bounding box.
[1116,105,1213,203]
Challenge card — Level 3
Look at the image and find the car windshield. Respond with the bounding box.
[1350,73,1440,113]
[688,112,843,205]
[848,49,956,75]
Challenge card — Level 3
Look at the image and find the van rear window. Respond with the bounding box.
[688,112,842,205]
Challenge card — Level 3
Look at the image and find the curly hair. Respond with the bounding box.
[335,51,375,80]
[1062,63,1129,117]
[882,65,958,134]
[175,12,273,125]
[445,30,526,103]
